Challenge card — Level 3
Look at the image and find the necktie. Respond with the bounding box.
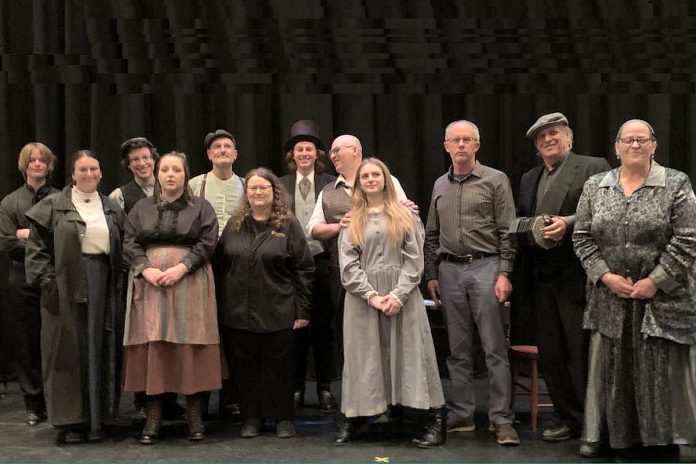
[299,176,311,200]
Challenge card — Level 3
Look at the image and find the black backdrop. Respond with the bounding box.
[2,1,696,346]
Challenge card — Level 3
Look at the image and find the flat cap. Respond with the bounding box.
[120,137,154,158]
[526,112,569,139]
[204,129,236,149]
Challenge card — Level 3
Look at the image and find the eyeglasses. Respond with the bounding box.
[247,185,272,192]
[330,145,355,155]
[618,136,655,145]
[446,137,478,145]
[129,155,153,164]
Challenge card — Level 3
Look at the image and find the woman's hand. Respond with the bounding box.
[157,263,188,287]
[293,319,309,330]
[382,294,403,316]
[15,228,30,239]
[600,273,634,298]
[369,294,388,312]
[142,267,163,287]
[629,277,658,300]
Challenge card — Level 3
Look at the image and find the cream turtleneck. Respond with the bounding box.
[71,186,110,254]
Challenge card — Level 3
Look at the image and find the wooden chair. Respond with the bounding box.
[509,345,553,431]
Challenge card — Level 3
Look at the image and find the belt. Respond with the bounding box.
[439,252,497,264]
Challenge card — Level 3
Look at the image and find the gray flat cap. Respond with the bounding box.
[526,112,569,139]
[204,129,236,149]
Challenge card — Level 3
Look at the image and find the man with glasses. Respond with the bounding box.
[424,120,519,446]
[516,113,610,442]
[110,137,158,213]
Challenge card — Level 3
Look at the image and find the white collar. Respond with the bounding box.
[295,170,315,185]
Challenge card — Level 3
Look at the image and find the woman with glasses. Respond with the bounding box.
[216,168,314,439]
[335,158,445,447]
[573,119,696,459]
[25,150,126,444]
[122,152,221,444]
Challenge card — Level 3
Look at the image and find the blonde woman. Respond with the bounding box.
[336,158,445,447]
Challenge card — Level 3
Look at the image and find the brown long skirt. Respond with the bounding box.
[122,341,222,395]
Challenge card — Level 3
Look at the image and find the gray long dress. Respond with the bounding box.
[338,210,444,418]
[573,163,696,449]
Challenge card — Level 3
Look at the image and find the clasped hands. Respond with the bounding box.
[600,273,657,300]
[142,263,188,287]
[369,293,402,316]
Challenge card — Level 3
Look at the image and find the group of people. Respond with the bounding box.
[0,113,694,459]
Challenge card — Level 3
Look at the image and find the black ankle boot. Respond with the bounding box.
[334,417,355,445]
[413,408,447,448]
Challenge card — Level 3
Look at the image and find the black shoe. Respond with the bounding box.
[26,410,47,426]
[318,389,337,413]
[240,418,261,438]
[542,423,580,442]
[579,441,607,458]
[87,429,107,442]
[334,419,354,445]
[56,429,86,445]
[293,390,304,410]
[276,420,296,438]
[413,408,447,448]
[226,402,242,423]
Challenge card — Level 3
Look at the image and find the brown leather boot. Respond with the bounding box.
[140,396,163,445]
[186,394,205,441]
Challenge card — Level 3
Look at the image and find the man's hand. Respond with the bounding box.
[400,199,419,214]
[494,274,512,303]
[16,228,30,239]
[293,319,310,329]
[600,273,634,298]
[157,263,188,287]
[542,216,567,242]
[339,211,352,229]
[629,277,658,300]
[427,279,441,307]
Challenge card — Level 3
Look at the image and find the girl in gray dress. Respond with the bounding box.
[336,158,445,448]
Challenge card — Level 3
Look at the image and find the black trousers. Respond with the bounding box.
[534,264,588,427]
[224,327,295,421]
[294,253,337,391]
[7,264,44,407]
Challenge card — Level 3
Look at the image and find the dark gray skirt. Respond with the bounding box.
[583,302,696,449]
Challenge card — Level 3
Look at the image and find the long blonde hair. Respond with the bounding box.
[348,158,413,249]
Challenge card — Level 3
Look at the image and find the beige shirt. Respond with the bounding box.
[189,171,244,236]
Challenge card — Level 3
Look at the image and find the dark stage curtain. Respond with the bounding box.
[2,1,696,345]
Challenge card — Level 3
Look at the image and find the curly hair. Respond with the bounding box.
[284,147,329,174]
[229,167,291,231]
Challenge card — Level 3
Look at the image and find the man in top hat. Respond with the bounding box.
[189,129,244,235]
[279,120,338,412]
[110,137,158,214]
[516,112,610,441]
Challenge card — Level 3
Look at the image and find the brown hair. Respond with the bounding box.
[228,167,291,231]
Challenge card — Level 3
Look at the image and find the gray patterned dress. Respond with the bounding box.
[573,162,696,449]
[339,210,445,418]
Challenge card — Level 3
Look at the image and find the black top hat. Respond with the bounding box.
[284,120,325,153]
[204,130,236,149]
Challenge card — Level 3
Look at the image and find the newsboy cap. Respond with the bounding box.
[120,137,154,159]
[526,112,569,139]
[284,119,325,153]
[204,129,236,149]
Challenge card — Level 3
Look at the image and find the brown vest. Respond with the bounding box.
[321,183,353,265]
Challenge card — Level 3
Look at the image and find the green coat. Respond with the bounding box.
[25,186,126,426]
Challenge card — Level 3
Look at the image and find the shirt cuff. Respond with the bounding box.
[364,290,378,302]
[648,264,680,294]
[587,259,611,285]
[389,291,404,307]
